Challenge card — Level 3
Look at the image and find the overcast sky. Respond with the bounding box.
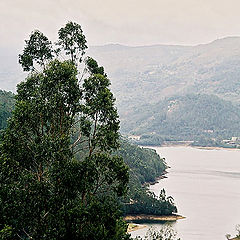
[1,0,240,50]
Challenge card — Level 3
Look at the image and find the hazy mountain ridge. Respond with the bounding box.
[120,94,240,140]
[88,37,240,143]
[1,37,240,144]
[88,37,240,109]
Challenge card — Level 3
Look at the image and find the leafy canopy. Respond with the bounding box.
[0,22,129,240]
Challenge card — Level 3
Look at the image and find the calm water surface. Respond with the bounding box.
[131,146,240,240]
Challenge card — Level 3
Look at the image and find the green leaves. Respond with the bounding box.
[57,22,87,64]
[85,57,105,75]
[80,73,120,153]
[0,90,15,131]
[19,22,88,72]
[1,21,130,240]
[19,30,54,71]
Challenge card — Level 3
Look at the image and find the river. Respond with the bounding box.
[130,146,240,240]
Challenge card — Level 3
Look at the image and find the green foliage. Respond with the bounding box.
[122,94,240,146]
[0,225,13,240]
[19,30,54,71]
[0,22,178,239]
[123,187,177,216]
[117,141,166,184]
[0,22,130,240]
[80,72,120,153]
[117,141,177,216]
[0,90,15,131]
[85,57,105,75]
[0,92,177,221]
[57,21,87,64]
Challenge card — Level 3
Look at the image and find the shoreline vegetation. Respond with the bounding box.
[124,149,184,233]
[143,170,169,186]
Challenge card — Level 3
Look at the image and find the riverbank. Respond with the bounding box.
[143,170,168,186]
[124,214,185,222]
[147,143,240,151]
[194,146,240,151]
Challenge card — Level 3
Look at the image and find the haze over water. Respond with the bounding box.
[131,146,240,240]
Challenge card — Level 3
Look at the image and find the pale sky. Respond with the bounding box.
[1,0,240,49]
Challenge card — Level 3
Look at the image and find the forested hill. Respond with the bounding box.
[2,37,240,145]
[120,94,240,146]
[0,90,15,130]
[88,37,240,107]
[87,37,240,145]
[0,92,176,216]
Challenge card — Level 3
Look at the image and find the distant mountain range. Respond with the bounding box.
[88,37,240,145]
[1,37,240,145]
[88,37,240,106]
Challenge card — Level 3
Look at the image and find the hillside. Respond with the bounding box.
[88,37,240,109]
[0,90,15,130]
[1,37,240,145]
[0,92,176,217]
[87,37,240,145]
[120,94,240,146]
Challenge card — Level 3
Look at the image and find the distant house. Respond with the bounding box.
[231,137,238,142]
[128,135,141,141]
[203,129,214,133]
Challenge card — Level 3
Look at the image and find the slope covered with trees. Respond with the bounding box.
[0,90,15,130]
[120,94,240,146]
[117,141,176,216]
[0,86,176,226]
[0,22,130,240]
[87,39,240,146]
[2,38,240,146]
[0,22,177,240]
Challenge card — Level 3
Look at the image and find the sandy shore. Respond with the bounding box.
[124,214,185,222]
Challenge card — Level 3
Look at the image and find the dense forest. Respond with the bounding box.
[0,22,176,240]
[116,141,176,216]
[121,94,240,147]
[0,90,15,130]
[0,87,176,219]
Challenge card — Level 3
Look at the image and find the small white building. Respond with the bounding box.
[128,135,141,141]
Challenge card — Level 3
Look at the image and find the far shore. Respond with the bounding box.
[142,143,240,151]
[194,146,240,151]
[124,214,185,222]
